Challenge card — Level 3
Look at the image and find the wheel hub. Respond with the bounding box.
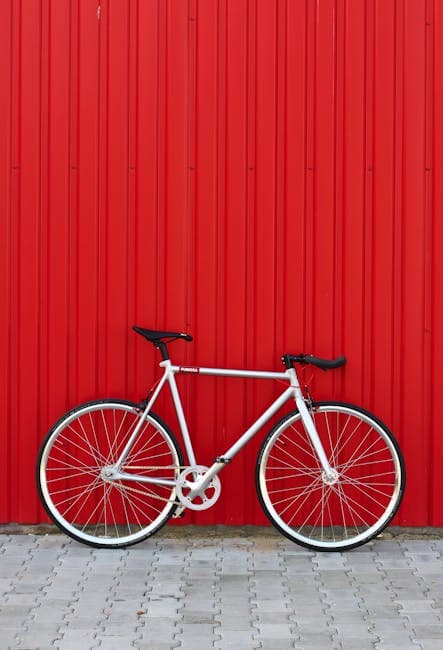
[100,466,118,481]
[322,468,339,485]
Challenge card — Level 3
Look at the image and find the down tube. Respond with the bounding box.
[223,386,295,460]
[181,386,296,501]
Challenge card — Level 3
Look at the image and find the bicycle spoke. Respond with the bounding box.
[53,431,105,469]
[112,481,166,517]
[280,477,323,520]
[267,454,323,478]
[335,480,362,535]
[45,459,101,480]
[75,417,109,466]
[337,445,394,473]
[280,429,322,465]
[55,474,103,517]
[340,475,396,507]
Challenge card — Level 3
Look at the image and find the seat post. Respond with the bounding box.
[156,341,170,361]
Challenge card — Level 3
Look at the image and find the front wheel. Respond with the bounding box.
[256,401,405,551]
[37,399,184,548]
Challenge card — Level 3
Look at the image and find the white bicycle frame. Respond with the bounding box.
[109,360,335,500]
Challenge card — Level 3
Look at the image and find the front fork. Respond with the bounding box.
[289,369,337,482]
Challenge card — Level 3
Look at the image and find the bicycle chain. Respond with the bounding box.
[106,465,221,510]
[105,465,188,506]
[112,481,180,505]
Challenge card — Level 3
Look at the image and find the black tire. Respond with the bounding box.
[256,401,405,551]
[36,399,184,548]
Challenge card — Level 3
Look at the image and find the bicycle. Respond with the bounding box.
[36,326,405,551]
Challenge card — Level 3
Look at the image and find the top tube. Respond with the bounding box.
[170,365,290,381]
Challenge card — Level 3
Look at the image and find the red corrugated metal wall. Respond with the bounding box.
[1,0,442,526]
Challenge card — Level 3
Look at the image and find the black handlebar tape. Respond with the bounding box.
[302,355,346,370]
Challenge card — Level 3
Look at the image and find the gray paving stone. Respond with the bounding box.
[414,641,443,650]
[178,642,218,650]
[411,624,443,638]
[385,587,425,599]
[58,617,99,630]
[374,540,403,551]
[3,593,38,608]
[15,627,63,649]
[403,541,442,552]
[181,611,217,624]
[139,639,180,650]
[179,621,216,634]
[0,603,32,624]
[137,615,180,643]
[320,589,364,605]
[364,605,402,620]
[55,628,100,648]
[256,640,298,650]
[28,605,72,626]
[373,629,419,645]
[96,637,138,649]
[254,587,286,599]
[330,611,370,624]
[396,599,441,612]
[415,564,443,575]
[405,552,441,560]
[14,641,55,650]
[256,612,294,625]
[404,612,443,626]
[252,599,291,611]
[371,616,413,630]
[294,630,335,646]
[215,629,260,645]
[313,555,348,568]
[375,636,420,650]
[0,630,21,649]
[338,641,377,650]
[0,566,27,579]
[215,638,261,650]
[215,614,252,630]
[333,621,376,636]
[144,596,182,618]
[216,598,253,612]
[253,559,282,571]
[254,622,296,639]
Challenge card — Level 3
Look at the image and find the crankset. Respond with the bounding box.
[175,465,221,511]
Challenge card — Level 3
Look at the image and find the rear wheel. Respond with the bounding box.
[256,401,405,551]
[37,399,183,548]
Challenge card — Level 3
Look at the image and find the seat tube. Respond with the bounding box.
[165,362,197,466]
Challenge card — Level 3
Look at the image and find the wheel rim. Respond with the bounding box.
[259,405,403,549]
[39,403,180,545]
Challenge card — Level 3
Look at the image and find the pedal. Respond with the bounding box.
[172,506,186,518]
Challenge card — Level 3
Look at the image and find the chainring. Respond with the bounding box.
[176,465,221,511]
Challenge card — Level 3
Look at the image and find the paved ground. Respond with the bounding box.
[0,527,442,650]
